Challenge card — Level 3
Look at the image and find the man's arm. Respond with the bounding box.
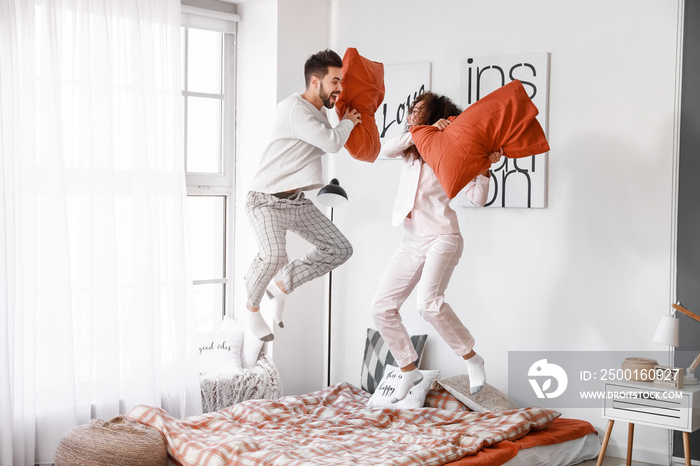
[292,106,361,153]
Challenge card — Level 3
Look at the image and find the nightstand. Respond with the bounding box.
[596,380,700,466]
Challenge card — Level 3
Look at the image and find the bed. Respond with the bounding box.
[126,381,600,466]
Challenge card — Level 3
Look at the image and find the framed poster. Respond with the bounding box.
[375,62,431,145]
[454,52,550,208]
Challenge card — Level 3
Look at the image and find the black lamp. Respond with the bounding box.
[317,178,348,387]
[317,178,348,208]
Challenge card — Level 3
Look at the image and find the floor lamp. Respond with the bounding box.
[317,179,348,387]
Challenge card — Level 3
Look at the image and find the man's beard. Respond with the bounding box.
[319,82,338,109]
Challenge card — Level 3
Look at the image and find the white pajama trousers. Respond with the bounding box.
[245,191,353,308]
[372,222,475,368]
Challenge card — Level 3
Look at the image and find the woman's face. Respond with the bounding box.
[407,100,425,128]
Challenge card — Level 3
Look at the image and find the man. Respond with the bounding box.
[245,49,362,341]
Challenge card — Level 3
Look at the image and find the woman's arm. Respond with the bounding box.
[379,132,414,159]
[465,149,503,206]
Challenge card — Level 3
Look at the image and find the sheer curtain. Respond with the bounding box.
[0,1,202,464]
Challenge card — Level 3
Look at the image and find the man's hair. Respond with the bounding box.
[304,49,343,88]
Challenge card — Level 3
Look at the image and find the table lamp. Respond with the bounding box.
[653,302,700,385]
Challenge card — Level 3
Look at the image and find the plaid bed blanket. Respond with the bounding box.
[127,382,560,466]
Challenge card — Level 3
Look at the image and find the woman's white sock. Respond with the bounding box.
[391,368,423,403]
[465,354,485,394]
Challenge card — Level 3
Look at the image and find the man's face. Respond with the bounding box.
[318,66,343,109]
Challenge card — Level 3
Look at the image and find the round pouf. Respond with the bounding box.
[55,416,167,466]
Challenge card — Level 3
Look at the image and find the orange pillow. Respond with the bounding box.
[335,48,385,163]
[409,79,550,198]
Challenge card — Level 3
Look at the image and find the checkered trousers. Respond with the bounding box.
[245,191,353,307]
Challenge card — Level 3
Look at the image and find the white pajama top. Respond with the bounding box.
[380,132,490,235]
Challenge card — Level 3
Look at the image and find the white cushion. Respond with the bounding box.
[368,364,439,409]
[220,316,264,369]
[197,329,243,376]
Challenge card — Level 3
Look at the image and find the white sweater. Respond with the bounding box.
[249,94,354,193]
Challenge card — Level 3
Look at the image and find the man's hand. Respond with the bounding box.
[343,108,362,126]
[432,119,451,131]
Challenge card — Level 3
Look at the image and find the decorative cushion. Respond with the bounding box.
[200,353,282,413]
[335,47,385,162]
[516,406,562,431]
[220,316,264,369]
[197,328,244,375]
[436,374,520,413]
[54,416,166,466]
[367,364,440,409]
[360,328,427,394]
[410,79,550,198]
[424,387,471,412]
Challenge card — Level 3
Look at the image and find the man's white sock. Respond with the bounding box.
[266,282,287,328]
[465,354,485,394]
[247,309,273,342]
[391,368,423,403]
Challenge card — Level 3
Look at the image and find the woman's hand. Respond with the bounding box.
[488,148,504,164]
[481,148,504,176]
[432,119,451,131]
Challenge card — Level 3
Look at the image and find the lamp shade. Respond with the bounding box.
[317,178,348,207]
[653,314,679,347]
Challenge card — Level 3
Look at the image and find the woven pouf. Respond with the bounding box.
[55,415,167,466]
[621,357,658,381]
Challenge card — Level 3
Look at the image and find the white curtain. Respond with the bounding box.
[0,1,202,464]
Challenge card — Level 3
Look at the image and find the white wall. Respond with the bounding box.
[235,0,332,397]
[325,0,680,464]
[236,0,681,462]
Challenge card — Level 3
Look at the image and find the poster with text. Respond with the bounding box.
[454,52,550,208]
[375,62,431,149]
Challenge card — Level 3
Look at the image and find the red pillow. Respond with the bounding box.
[335,48,385,163]
[409,79,550,198]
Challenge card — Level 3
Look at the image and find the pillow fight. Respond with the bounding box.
[243,48,549,402]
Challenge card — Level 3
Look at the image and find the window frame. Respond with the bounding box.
[181,2,238,321]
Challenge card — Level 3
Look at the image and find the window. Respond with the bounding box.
[181,3,238,328]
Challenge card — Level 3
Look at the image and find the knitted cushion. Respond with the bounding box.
[360,328,427,394]
[200,352,282,413]
[54,415,167,466]
[437,374,520,414]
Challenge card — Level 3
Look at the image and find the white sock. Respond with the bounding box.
[465,354,486,394]
[266,282,287,328]
[391,368,423,403]
[247,308,273,342]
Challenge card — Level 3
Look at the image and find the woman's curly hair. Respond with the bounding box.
[403,92,462,159]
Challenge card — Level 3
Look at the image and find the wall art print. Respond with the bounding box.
[375,62,431,145]
[454,52,550,209]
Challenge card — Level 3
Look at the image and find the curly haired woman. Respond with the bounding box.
[372,92,502,401]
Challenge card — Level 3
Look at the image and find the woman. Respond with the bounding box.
[372,92,502,402]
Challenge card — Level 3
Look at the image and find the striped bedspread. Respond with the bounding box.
[127,382,561,466]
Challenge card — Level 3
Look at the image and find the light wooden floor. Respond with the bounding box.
[578,458,657,466]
